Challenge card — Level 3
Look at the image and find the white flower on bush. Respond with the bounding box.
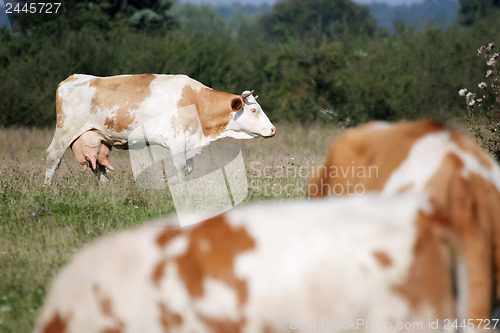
[479,82,487,89]
[459,88,468,96]
[487,69,493,77]
[466,92,475,106]
[487,53,500,66]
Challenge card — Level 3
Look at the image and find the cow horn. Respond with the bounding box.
[241,90,254,99]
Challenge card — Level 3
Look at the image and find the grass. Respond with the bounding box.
[0,123,340,333]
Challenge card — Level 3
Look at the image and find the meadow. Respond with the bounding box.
[0,123,341,333]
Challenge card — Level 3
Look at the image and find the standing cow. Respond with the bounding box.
[44,74,275,185]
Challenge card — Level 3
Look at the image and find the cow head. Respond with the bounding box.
[224,90,276,139]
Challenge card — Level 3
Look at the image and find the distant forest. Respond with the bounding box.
[216,0,459,32]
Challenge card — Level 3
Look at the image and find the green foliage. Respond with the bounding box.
[458,0,500,26]
[13,0,176,31]
[169,3,228,37]
[2,0,500,128]
[261,0,378,40]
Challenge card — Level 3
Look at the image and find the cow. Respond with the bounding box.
[308,119,500,321]
[34,193,463,333]
[44,74,276,185]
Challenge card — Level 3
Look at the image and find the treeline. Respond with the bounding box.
[1,0,500,127]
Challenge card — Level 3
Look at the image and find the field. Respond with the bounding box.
[0,123,341,333]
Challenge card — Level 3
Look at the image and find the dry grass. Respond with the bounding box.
[0,123,340,332]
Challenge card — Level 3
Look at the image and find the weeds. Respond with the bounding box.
[461,42,500,160]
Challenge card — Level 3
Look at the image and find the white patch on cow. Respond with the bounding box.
[160,262,209,332]
[454,145,500,192]
[162,262,191,312]
[164,234,189,257]
[225,194,428,331]
[383,131,500,195]
[383,131,452,194]
[193,277,240,321]
[58,76,98,142]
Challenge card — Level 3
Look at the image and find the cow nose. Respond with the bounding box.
[270,127,276,136]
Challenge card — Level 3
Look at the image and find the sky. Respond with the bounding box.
[0,1,9,30]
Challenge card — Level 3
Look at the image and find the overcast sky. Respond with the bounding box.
[179,0,432,6]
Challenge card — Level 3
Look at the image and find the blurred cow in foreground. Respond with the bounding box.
[309,119,500,321]
[34,193,461,333]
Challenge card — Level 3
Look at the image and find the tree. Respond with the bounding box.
[458,0,500,25]
[168,3,228,37]
[261,0,378,41]
[13,0,176,32]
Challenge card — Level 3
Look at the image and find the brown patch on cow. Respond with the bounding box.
[158,302,183,332]
[177,85,240,138]
[451,131,495,169]
[89,74,155,132]
[170,104,203,138]
[393,210,455,319]
[451,172,500,319]
[373,251,392,268]
[156,228,183,248]
[262,325,277,333]
[152,258,169,287]
[42,312,68,333]
[198,314,245,333]
[427,153,498,319]
[175,214,255,305]
[425,153,464,211]
[56,91,65,128]
[308,119,443,197]
[92,284,125,333]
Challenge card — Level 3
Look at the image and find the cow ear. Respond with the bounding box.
[231,98,243,111]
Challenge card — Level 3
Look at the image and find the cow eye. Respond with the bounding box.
[251,108,257,113]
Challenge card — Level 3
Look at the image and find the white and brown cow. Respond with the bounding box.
[308,119,500,321]
[44,74,275,185]
[34,193,462,333]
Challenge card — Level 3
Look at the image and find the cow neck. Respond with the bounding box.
[178,85,234,139]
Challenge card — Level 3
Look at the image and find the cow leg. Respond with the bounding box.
[92,164,109,183]
[170,152,188,185]
[44,130,73,186]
